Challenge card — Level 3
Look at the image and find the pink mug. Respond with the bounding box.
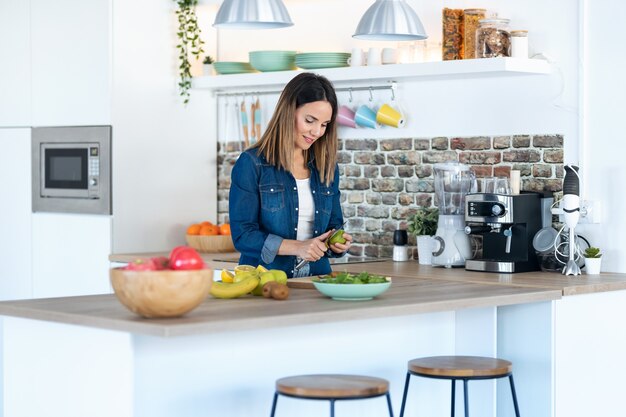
[337,105,357,128]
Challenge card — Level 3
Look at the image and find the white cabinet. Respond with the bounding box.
[0,0,31,127]
[30,0,111,126]
[0,129,33,300]
[32,213,112,298]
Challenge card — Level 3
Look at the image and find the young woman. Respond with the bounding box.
[229,73,352,278]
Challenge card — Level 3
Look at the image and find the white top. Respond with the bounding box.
[295,178,315,241]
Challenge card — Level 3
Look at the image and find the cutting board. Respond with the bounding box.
[286,277,316,289]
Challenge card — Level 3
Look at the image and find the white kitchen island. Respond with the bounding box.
[1,262,626,417]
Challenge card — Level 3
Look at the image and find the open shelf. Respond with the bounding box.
[193,57,551,93]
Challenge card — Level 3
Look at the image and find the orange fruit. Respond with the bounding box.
[218,223,231,235]
[187,224,201,235]
[199,224,219,236]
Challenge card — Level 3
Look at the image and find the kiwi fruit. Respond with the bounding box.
[270,283,289,300]
[262,281,279,298]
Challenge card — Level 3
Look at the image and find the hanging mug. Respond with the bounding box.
[337,105,357,128]
[376,103,405,128]
[355,105,379,129]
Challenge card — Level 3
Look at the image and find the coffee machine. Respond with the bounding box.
[464,192,543,273]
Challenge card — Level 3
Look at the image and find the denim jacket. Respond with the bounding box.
[229,149,345,278]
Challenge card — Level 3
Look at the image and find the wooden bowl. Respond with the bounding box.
[186,234,235,253]
[110,267,213,318]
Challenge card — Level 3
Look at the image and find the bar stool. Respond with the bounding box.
[270,374,394,417]
[399,356,520,417]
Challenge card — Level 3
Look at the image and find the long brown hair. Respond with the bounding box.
[251,73,338,185]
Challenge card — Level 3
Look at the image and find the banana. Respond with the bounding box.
[209,276,260,299]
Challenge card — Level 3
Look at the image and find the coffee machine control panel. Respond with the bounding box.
[468,201,507,217]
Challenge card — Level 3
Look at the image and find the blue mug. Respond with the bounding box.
[355,105,379,129]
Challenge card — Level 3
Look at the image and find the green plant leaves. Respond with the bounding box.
[407,207,439,236]
[174,0,205,105]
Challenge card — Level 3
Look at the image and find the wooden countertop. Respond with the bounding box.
[330,261,626,296]
[0,276,560,337]
[110,252,626,296]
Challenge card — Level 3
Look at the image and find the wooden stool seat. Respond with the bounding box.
[408,356,513,378]
[276,374,389,399]
[271,374,394,417]
[399,356,520,417]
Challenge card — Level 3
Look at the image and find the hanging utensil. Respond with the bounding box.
[240,99,249,148]
[254,97,262,140]
[250,99,257,144]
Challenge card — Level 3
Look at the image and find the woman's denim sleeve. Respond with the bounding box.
[229,152,283,264]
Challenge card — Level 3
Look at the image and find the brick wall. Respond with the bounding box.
[217,134,564,258]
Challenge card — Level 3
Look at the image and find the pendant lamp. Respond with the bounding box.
[353,0,428,41]
[213,0,294,29]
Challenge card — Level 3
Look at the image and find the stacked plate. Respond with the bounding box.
[213,62,257,75]
[249,51,297,72]
[295,52,350,69]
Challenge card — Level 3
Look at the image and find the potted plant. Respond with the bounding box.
[583,246,602,275]
[407,207,439,265]
[203,55,215,76]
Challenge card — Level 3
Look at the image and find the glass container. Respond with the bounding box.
[442,8,464,60]
[463,9,486,59]
[510,30,529,58]
[476,17,511,58]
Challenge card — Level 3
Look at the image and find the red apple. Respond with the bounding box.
[151,256,170,270]
[125,258,158,271]
[169,246,204,270]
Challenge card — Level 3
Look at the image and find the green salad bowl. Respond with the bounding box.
[312,278,391,301]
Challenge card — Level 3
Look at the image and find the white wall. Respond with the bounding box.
[579,0,626,272]
[0,0,31,127]
[111,0,216,253]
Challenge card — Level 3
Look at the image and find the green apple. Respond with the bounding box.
[269,269,287,284]
[252,270,288,296]
[252,271,275,296]
[327,229,347,245]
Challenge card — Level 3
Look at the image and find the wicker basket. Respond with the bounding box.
[186,234,235,253]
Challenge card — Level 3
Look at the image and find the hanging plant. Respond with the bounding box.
[175,0,205,105]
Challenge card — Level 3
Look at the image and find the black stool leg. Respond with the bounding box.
[330,398,335,417]
[386,392,394,417]
[269,392,279,417]
[463,379,469,417]
[450,380,456,417]
[399,372,411,417]
[509,375,521,417]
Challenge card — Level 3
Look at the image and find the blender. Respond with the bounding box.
[431,162,475,267]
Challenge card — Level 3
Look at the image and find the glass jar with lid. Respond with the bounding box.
[510,30,529,58]
[475,17,511,58]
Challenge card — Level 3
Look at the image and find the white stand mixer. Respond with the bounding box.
[431,162,475,267]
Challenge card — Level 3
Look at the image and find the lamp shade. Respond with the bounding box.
[353,0,428,41]
[213,0,294,29]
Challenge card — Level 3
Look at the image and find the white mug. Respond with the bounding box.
[367,47,382,66]
[347,48,364,67]
[382,47,397,64]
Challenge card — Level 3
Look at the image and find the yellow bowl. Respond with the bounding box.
[110,267,213,318]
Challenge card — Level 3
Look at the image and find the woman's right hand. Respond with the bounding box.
[296,230,332,262]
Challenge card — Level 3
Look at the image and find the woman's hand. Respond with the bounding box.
[296,230,333,262]
[328,231,352,254]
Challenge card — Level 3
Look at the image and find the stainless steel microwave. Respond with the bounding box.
[32,126,112,215]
